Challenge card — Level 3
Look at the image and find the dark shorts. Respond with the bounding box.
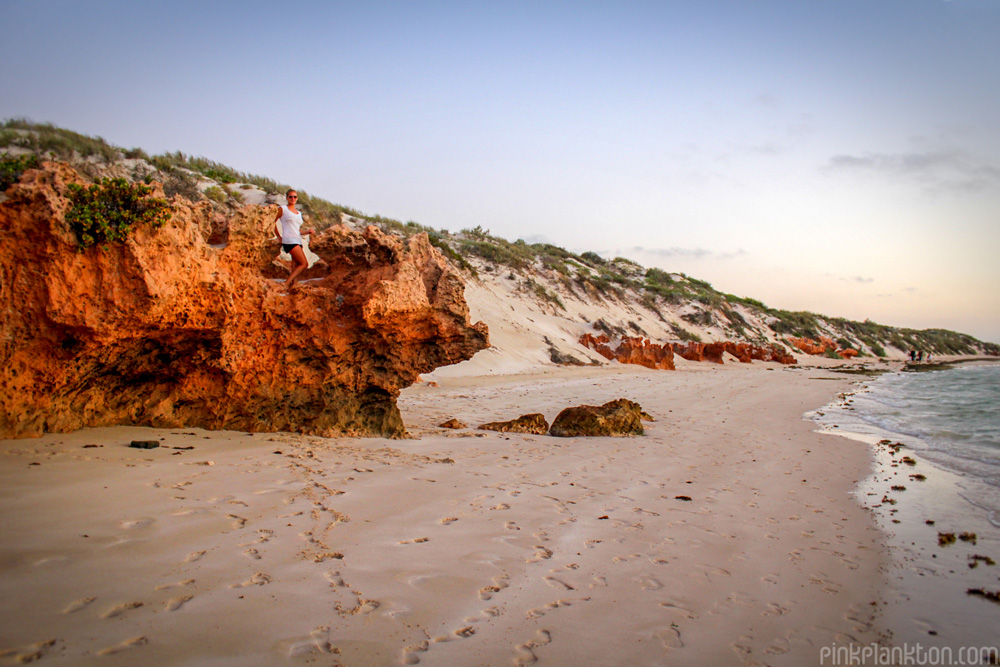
[282,243,301,253]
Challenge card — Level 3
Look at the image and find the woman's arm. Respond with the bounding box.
[273,205,284,239]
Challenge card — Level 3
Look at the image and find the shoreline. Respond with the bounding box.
[812,360,1000,651]
[2,362,888,665]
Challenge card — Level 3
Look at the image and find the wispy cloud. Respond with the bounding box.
[623,246,747,261]
[876,287,919,298]
[825,273,875,285]
[824,149,1000,193]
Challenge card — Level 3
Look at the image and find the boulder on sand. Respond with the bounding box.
[479,413,549,435]
[549,399,648,437]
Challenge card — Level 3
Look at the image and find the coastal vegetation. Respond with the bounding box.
[65,178,171,249]
[3,119,997,357]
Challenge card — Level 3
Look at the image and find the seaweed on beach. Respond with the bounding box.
[968,555,996,568]
[966,588,1000,604]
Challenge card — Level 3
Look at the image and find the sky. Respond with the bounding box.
[2,0,999,343]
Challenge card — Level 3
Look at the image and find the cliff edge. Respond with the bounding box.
[0,162,489,438]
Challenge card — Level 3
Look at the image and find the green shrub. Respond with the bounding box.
[429,234,477,277]
[645,267,674,286]
[0,152,40,190]
[203,185,227,203]
[0,119,119,162]
[65,178,171,248]
[670,322,701,342]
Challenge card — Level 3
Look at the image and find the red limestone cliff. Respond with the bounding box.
[0,163,489,438]
[579,333,675,370]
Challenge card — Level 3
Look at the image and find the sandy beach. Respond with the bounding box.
[0,361,890,666]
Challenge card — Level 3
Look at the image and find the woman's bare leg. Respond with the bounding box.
[285,246,308,288]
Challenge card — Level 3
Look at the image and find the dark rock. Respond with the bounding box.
[129,440,160,449]
[549,399,646,437]
[479,413,549,435]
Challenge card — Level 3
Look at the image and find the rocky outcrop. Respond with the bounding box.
[0,162,489,439]
[579,333,675,370]
[786,336,858,359]
[720,341,798,365]
[479,413,549,435]
[787,336,837,356]
[671,341,725,364]
[549,399,647,437]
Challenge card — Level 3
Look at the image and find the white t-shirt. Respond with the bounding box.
[279,205,304,244]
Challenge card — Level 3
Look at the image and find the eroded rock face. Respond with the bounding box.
[579,334,675,370]
[549,399,647,438]
[479,413,549,435]
[0,163,489,438]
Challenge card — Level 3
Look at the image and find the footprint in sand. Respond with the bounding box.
[154,579,195,591]
[101,602,144,619]
[324,571,346,587]
[543,576,574,591]
[440,517,459,525]
[230,573,271,588]
[461,607,501,625]
[185,550,207,563]
[526,546,553,563]
[62,597,97,613]
[96,636,148,656]
[658,601,698,620]
[243,548,262,560]
[765,638,791,655]
[286,625,338,657]
[513,629,552,667]
[657,625,684,649]
[401,640,429,664]
[119,518,155,530]
[526,597,591,619]
[3,639,58,663]
[171,508,208,517]
[639,576,664,591]
[504,521,520,531]
[227,514,248,529]
[165,595,194,611]
[613,553,642,563]
[762,602,790,616]
[479,574,510,600]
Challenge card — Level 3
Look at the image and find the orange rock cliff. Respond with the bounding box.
[0,163,489,438]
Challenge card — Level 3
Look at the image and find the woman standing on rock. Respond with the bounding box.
[274,189,315,290]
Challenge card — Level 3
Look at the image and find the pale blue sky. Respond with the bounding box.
[3,0,999,342]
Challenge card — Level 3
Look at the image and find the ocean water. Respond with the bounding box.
[813,361,1000,646]
[820,363,1000,527]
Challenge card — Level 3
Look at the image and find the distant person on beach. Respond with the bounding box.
[910,350,917,362]
[918,350,924,362]
[273,189,315,289]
